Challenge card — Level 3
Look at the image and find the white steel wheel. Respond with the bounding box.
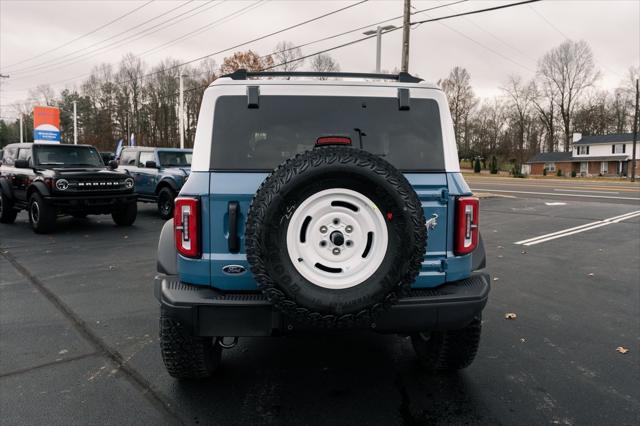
[286,188,389,290]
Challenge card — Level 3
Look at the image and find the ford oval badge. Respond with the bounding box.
[222,265,246,275]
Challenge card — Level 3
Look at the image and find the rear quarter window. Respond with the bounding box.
[211,95,444,172]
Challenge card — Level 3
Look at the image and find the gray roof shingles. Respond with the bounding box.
[573,133,634,145]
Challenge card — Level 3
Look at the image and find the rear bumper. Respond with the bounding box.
[154,273,490,336]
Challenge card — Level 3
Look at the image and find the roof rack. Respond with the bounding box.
[222,69,423,84]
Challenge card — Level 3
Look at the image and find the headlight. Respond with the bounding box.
[55,179,69,191]
[124,178,134,189]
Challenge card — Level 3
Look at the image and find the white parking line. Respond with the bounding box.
[471,188,640,201]
[554,189,619,194]
[515,210,640,246]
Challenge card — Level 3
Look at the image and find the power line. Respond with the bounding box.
[429,16,535,73]
[527,3,622,79]
[115,0,370,86]
[411,0,541,25]
[12,0,264,84]
[8,1,225,89]
[262,0,468,61]
[6,0,203,76]
[5,0,367,93]
[0,0,156,71]
[137,0,268,59]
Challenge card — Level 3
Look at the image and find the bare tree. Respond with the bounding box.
[537,40,599,151]
[310,53,340,78]
[28,84,56,106]
[272,41,304,73]
[502,75,534,171]
[530,80,557,152]
[438,67,477,157]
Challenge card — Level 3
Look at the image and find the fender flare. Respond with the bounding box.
[0,177,13,199]
[157,219,178,275]
[28,181,51,198]
[156,178,178,195]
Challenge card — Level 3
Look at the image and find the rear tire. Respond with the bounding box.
[159,306,222,379]
[157,187,176,220]
[0,191,18,224]
[111,202,137,226]
[28,192,56,233]
[411,316,482,371]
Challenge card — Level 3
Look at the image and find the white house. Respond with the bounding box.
[526,132,639,177]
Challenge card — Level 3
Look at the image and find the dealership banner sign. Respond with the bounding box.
[33,106,61,143]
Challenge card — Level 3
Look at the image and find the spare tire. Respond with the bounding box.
[246,146,426,328]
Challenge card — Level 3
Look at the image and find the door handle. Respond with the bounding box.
[228,201,240,253]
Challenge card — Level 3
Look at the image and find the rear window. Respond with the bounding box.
[211,95,444,171]
[158,151,192,167]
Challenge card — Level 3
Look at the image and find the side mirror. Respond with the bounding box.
[14,159,29,169]
[108,160,118,169]
[145,160,158,169]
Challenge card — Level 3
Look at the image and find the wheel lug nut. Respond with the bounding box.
[346,240,353,247]
[332,248,341,255]
[320,226,328,233]
[345,225,353,233]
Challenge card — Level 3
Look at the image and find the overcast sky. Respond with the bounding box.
[1,0,638,118]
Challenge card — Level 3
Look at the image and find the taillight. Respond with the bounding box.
[174,197,200,258]
[455,196,479,255]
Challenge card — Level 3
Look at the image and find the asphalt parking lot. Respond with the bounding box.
[1,183,639,425]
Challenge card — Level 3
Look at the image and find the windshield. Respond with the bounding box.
[158,151,192,167]
[211,95,444,171]
[34,145,104,168]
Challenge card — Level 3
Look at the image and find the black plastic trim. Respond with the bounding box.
[222,69,423,83]
[155,272,490,336]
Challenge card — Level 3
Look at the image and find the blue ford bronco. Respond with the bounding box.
[118,147,192,219]
[154,70,490,379]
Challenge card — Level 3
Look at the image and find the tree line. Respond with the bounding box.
[439,40,638,170]
[0,41,338,151]
[0,39,637,173]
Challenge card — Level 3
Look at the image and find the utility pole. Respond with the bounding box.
[73,100,78,145]
[401,0,411,73]
[19,115,23,143]
[363,25,396,73]
[631,78,639,182]
[179,73,185,149]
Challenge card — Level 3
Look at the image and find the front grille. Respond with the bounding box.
[66,177,128,191]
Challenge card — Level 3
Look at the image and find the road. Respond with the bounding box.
[1,184,639,425]
[466,175,640,205]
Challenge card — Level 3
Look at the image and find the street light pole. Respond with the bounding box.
[179,73,185,149]
[363,25,396,73]
[19,115,23,143]
[631,78,638,182]
[73,100,78,145]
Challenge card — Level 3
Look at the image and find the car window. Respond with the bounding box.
[158,151,192,167]
[139,152,155,166]
[34,145,103,167]
[18,148,33,165]
[119,150,137,166]
[211,95,445,172]
[3,147,17,165]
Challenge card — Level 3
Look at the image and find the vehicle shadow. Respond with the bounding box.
[169,332,491,425]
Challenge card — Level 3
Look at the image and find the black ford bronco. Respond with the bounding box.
[0,143,137,233]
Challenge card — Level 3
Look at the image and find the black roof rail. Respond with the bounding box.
[222,69,423,83]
